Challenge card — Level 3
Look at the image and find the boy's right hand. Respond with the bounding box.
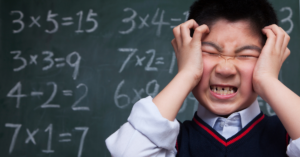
[153,20,209,121]
[171,19,209,87]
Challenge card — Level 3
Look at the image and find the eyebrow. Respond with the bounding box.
[235,45,261,53]
[202,42,223,52]
[202,41,261,53]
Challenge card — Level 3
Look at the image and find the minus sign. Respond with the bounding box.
[31,92,44,96]
[171,18,182,21]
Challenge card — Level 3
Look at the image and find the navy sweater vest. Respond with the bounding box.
[176,112,289,157]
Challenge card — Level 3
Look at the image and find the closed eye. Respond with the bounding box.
[203,52,219,56]
[236,55,258,59]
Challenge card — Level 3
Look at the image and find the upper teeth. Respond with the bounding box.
[211,86,235,95]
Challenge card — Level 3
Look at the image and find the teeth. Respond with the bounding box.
[224,87,229,92]
[213,88,217,93]
[211,86,236,95]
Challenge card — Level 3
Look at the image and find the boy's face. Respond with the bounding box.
[192,19,262,116]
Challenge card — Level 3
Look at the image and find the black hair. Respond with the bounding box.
[188,0,278,45]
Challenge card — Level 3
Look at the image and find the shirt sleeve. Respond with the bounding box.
[286,137,300,156]
[105,96,180,157]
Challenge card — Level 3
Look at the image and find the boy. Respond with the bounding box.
[106,0,300,156]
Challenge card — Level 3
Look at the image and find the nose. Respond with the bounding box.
[215,58,237,78]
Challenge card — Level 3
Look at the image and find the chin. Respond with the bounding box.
[207,103,239,116]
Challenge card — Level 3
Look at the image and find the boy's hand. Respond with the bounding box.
[253,24,290,95]
[153,20,209,121]
[171,19,209,87]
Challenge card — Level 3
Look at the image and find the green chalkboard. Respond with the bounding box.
[0,0,299,156]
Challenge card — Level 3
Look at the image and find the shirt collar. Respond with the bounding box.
[197,99,261,128]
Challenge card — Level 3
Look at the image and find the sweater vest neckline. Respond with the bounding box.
[192,111,265,147]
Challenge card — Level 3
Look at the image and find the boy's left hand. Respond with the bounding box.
[253,24,290,95]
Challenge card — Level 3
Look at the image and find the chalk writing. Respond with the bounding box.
[119,8,137,34]
[280,7,293,34]
[11,51,27,71]
[25,128,39,145]
[6,82,27,108]
[10,11,24,33]
[151,8,170,36]
[4,123,89,156]
[6,82,89,110]
[119,48,169,73]
[75,127,89,157]
[119,8,189,36]
[114,79,160,108]
[10,10,98,34]
[5,123,22,154]
[42,124,54,153]
[11,50,81,80]
[40,82,60,108]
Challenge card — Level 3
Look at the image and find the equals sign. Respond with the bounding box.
[59,133,72,142]
[63,90,73,96]
[61,17,74,26]
[170,18,182,28]
[31,91,44,96]
[155,57,164,65]
[55,58,65,68]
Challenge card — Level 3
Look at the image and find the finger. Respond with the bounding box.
[281,31,290,53]
[261,28,276,55]
[191,24,209,46]
[180,20,199,45]
[277,27,290,54]
[173,25,182,47]
[282,48,290,64]
[171,39,178,53]
[264,25,285,54]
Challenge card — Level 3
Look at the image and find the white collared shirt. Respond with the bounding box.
[197,99,260,139]
[106,96,300,157]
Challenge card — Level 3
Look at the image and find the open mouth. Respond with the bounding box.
[210,86,238,95]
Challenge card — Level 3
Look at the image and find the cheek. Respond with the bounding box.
[198,58,214,90]
[193,59,213,103]
[239,63,256,92]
